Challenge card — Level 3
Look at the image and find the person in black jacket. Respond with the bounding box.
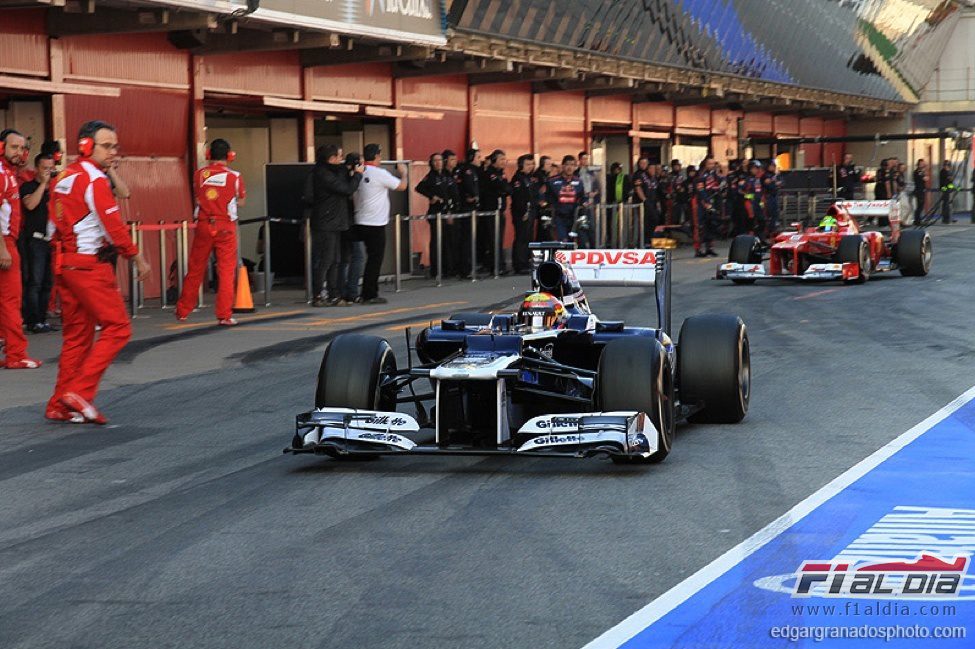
[510,154,538,274]
[416,151,457,278]
[912,160,927,225]
[939,160,955,224]
[304,144,362,307]
[479,149,511,273]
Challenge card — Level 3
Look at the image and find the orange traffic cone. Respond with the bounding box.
[232,266,255,313]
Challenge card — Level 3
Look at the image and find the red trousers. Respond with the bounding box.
[0,236,28,362]
[47,255,131,408]
[176,221,237,320]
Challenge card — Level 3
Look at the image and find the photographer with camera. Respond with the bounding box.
[304,144,363,307]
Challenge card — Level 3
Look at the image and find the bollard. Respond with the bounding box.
[493,209,500,279]
[158,221,168,308]
[435,212,443,288]
[617,203,624,248]
[136,228,145,308]
[638,203,646,249]
[263,218,272,307]
[394,213,402,293]
[128,222,139,317]
[469,210,478,282]
[303,218,313,303]
[175,220,185,298]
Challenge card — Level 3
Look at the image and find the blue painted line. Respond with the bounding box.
[590,391,975,648]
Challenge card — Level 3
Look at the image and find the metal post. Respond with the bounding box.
[435,211,443,287]
[638,203,646,249]
[128,223,138,317]
[136,228,145,308]
[469,210,478,282]
[304,218,313,303]
[158,221,168,308]
[175,221,185,297]
[394,213,402,293]
[493,208,500,279]
[617,203,624,248]
[263,218,272,307]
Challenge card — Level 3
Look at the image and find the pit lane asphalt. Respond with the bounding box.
[1,225,974,649]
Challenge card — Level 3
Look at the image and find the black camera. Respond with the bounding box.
[345,152,362,169]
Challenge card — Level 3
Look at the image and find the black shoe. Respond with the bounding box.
[365,297,388,305]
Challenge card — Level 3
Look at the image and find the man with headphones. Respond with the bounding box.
[479,149,511,274]
[510,154,538,274]
[175,139,246,324]
[46,120,151,424]
[0,128,43,369]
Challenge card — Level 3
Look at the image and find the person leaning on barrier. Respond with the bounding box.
[416,151,456,278]
[510,154,538,275]
[176,138,247,323]
[939,160,955,224]
[352,143,406,305]
[479,149,511,274]
[18,146,57,334]
[46,120,151,424]
[303,144,362,307]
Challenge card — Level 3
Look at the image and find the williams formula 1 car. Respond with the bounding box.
[285,243,750,465]
[717,200,932,284]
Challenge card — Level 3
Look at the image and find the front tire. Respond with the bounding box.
[678,315,750,424]
[836,235,870,284]
[596,337,675,464]
[897,229,932,276]
[728,235,761,285]
[315,334,397,410]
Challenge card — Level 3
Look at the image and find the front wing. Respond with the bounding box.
[716,261,860,282]
[285,408,658,460]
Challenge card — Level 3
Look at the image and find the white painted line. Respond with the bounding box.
[581,384,975,649]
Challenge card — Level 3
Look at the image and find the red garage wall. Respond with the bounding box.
[0,9,48,77]
[535,91,586,160]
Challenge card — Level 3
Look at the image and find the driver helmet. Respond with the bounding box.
[518,292,568,332]
[818,215,839,232]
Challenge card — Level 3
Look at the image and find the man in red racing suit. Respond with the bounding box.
[175,139,246,325]
[46,120,150,424]
[0,128,42,369]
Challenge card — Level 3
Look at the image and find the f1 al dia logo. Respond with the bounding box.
[365,0,433,19]
[793,554,969,599]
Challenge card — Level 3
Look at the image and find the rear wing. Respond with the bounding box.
[833,200,900,221]
[531,243,672,336]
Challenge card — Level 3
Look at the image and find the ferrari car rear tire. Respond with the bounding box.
[678,315,750,424]
[597,337,675,464]
[728,235,761,284]
[836,235,870,284]
[448,312,494,327]
[315,334,397,410]
[897,229,932,276]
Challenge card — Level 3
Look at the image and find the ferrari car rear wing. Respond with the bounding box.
[530,243,672,336]
[833,199,899,221]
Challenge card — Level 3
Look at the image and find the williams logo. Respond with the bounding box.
[366,0,433,19]
[793,554,969,599]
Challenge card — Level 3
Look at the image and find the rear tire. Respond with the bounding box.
[315,334,397,410]
[728,235,761,284]
[897,229,932,276]
[836,235,870,284]
[678,315,750,424]
[448,312,494,327]
[596,337,675,464]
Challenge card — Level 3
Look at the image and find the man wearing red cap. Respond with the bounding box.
[46,120,150,424]
[0,128,42,369]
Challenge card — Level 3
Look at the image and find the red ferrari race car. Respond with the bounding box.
[716,200,932,284]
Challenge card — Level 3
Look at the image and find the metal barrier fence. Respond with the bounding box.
[122,215,312,318]
[393,210,502,291]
